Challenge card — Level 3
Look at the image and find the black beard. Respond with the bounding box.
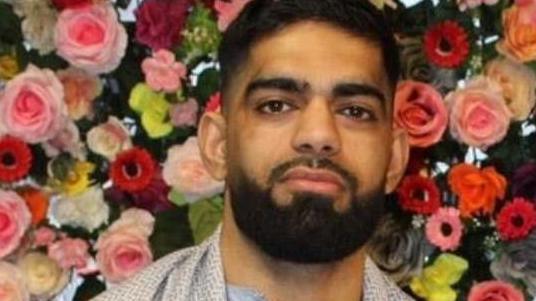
[228,157,385,264]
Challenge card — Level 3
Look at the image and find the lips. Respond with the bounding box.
[279,167,345,194]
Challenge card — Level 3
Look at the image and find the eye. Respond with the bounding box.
[339,106,375,121]
[256,100,294,114]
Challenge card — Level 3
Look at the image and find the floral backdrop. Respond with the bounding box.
[0,0,535,300]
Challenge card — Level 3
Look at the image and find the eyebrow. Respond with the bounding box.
[332,82,386,103]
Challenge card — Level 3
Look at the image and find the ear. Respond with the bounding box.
[384,128,409,194]
[197,112,227,181]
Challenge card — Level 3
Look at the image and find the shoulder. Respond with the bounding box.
[363,257,415,301]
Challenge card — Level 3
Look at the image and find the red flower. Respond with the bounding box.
[51,0,92,10]
[497,198,536,241]
[0,136,32,183]
[205,92,221,113]
[397,175,441,215]
[424,20,470,68]
[110,148,156,192]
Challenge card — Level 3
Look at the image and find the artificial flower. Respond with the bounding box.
[95,209,154,283]
[511,162,536,200]
[485,57,536,121]
[18,252,69,298]
[0,190,32,258]
[14,0,57,55]
[87,116,132,161]
[51,186,109,232]
[48,237,90,270]
[32,226,57,248]
[497,6,536,62]
[397,175,441,215]
[0,65,67,144]
[448,163,507,217]
[18,187,49,226]
[515,0,536,25]
[497,198,536,241]
[456,0,499,11]
[170,98,199,128]
[214,0,251,31]
[129,83,173,139]
[424,20,470,68]
[205,92,221,112]
[41,120,87,161]
[410,253,469,301]
[446,76,512,149]
[369,0,398,9]
[110,148,156,192]
[135,0,191,50]
[55,3,128,74]
[468,280,524,301]
[0,53,19,80]
[163,137,224,203]
[425,207,464,251]
[0,261,29,301]
[51,0,92,10]
[181,4,221,62]
[56,67,102,120]
[0,136,32,183]
[55,161,95,196]
[142,49,187,93]
[394,80,448,147]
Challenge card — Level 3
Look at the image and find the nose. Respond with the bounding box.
[291,98,341,157]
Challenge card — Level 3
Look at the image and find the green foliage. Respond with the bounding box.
[188,196,224,244]
[150,207,194,259]
[73,276,106,301]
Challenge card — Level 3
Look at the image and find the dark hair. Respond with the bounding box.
[218,0,400,106]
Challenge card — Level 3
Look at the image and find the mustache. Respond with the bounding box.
[268,157,358,192]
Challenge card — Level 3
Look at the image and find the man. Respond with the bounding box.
[94,0,412,300]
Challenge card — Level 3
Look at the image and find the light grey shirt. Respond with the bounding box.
[92,227,414,301]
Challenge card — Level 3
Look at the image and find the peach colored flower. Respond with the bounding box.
[95,209,154,283]
[0,190,31,258]
[56,67,102,120]
[87,116,132,160]
[48,237,90,270]
[17,252,69,298]
[515,0,536,25]
[42,120,87,160]
[446,77,512,149]
[163,137,224,203]
[55,3,128,74]
[448,163,507,217]
[170,98,199,127]
[0,65,67,144]
[0,261,29,301]
[485,57,536,120]
[215,0,251,31]
[394,80,448,147]
[32,227,56,248]
[497,6,536,62]
[468,280,524,301]
[141,49,186,93]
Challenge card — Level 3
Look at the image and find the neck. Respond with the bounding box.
[220,200,366,301]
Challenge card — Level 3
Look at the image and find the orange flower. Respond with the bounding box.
[18,187,49,226]
[497,6,536,62]
[448,163,507,217]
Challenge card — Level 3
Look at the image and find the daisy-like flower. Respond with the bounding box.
[0,136,32,182]
[110,148,156,192]
[397,175,441,215]
[497,198,536,241]
[425,207,464,251]
[424,20,470,68]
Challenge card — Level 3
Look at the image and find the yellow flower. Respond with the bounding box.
[410,253,469,301]
[129,83,173,138]
[58,161,95,196]
[0,54,19,80]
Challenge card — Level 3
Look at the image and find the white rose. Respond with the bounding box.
[52,186,109,232]
[87,117,132,160]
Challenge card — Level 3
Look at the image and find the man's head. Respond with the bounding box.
[198,0,408,263]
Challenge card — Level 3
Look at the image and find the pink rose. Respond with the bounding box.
[141,49,187,93]
[55,3,128,74]
[33,227,57,248]
[468,280,524,301]
[0,190,31,258]
[95,209,154,283]
[163,137,224,203]
[48,237,90,270]
[215,0,251,31]
[515,0,536,25]
[446,77,512,149]
[135,0,191,50]
[394,80,448,148]
[0,262,29,301]
[0,65,67,144]
[170,98,199,127]
[56,67,102,120]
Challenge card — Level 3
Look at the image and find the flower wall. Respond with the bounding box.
[0,0,535,300]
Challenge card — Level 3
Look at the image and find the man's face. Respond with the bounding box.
[200,21,407,263]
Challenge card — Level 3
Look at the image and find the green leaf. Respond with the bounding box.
[150,207,194,259]
[192,67,220,104]
[73,276,106,301]
[168,189,188,207]
[188,196,223,244]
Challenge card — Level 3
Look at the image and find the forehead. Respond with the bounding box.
[229,21,391,101]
